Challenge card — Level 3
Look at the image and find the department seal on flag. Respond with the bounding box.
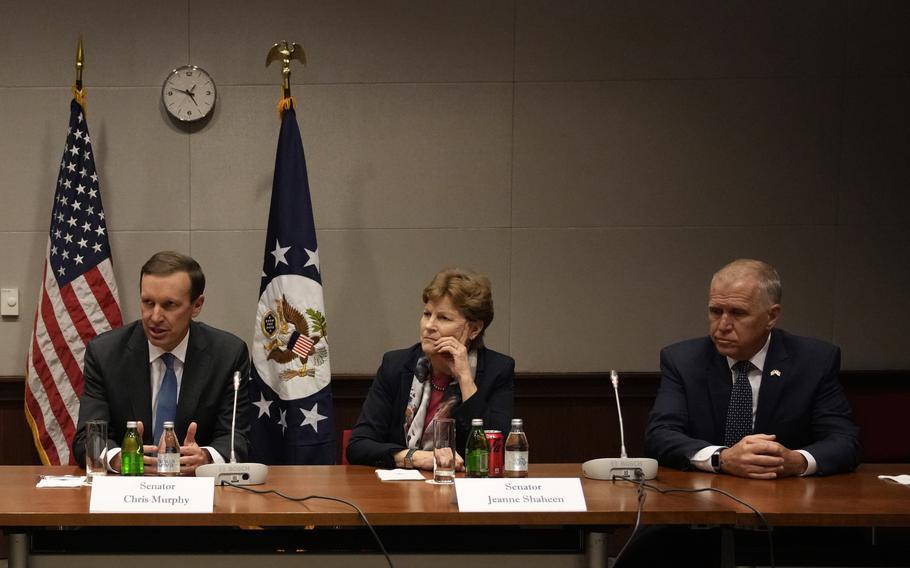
[253,275,330,399]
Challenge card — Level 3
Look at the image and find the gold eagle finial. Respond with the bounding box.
[266,41,306,100]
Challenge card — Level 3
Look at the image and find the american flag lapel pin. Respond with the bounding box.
[770,369,782,377]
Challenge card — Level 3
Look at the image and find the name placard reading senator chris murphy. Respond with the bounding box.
[454,478,586,512]
[89,476,214,513]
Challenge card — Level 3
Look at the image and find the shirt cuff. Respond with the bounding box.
[690,445,725,473]
[796,449,817,476]
[204,446,225,464]
[106,448,122,473]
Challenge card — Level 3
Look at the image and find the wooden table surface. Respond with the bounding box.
[1,463,907,529]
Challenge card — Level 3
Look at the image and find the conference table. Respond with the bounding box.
[1,464,909,566]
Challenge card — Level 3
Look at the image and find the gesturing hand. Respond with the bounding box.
[180,422,212,475]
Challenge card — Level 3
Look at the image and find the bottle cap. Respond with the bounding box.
[471,418,483,427]
[511,418,523,427]
[163,421,174,428]
[126,420,137,428]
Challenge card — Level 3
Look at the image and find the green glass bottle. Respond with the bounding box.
[121,421,144,476]
[465,418,489,478]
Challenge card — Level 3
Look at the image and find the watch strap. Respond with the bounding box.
[404,448,418,469]
[711,447,727,473]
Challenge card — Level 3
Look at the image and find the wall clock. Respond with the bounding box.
[161,65,216,122]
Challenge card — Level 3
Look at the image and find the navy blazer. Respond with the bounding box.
[346,344,515,468]
[72,320,251,466]
[645,328,861,475]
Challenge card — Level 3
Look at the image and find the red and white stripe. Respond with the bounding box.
[24,255,122,465]
[292,334,315,359]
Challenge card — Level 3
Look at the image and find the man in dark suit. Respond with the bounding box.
[646,259,860,478]
[73,251,250,475]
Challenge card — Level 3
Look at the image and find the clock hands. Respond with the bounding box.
[172,85,200,107]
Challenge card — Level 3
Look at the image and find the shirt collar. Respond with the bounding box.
[726,332,771,373]
[148,328,190,365]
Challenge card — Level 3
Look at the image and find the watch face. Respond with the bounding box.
[162,65,216,122]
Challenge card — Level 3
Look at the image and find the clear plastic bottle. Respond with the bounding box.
[465,418,489,478]
[157,421,180,476]
[121,421,144,476]
[504,418,529,478]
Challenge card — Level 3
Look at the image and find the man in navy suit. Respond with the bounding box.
[645,259,860,478]
[73,251,250,475]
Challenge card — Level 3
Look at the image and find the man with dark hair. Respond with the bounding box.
[646,259,860,477]
[73,251,250,475]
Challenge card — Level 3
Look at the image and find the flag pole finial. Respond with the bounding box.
[72,37,87,109]
[266,41,305,112]
[75,36,84,91]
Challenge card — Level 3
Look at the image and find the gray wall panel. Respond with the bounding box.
[0,2,907,375]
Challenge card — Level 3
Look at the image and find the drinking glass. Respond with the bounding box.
[432,418,456,484]
[84,420,108,482]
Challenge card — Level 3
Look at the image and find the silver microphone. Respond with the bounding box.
[196,371,268,485]
[582,370,658,480]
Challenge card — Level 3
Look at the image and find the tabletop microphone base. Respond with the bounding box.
[196,462,268,485]
[582,457,658,481]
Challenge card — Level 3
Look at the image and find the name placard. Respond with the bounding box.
[89,476,214,513]
[454,478,587,512]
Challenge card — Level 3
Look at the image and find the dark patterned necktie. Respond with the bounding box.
[154,352,178,444]
[723,360,754,447]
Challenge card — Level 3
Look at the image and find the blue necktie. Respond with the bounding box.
[154,353,178,444]
[723,360,754,447]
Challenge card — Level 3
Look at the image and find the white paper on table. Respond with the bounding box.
[36,475,87,488]
[375,468,427,481]
[878,474,910,485]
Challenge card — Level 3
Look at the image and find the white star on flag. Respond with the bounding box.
[271,239,291,267]
[278,408,288,434]
[253,393,272,419]
[304,247,320,272]
[300,403,328,432]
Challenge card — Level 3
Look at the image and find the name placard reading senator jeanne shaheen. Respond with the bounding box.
[89,476,214,513]
[454,478,587,512]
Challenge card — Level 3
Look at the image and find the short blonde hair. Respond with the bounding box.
[422,268,494,347]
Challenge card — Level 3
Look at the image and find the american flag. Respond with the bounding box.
[248,103,335,465]
[24,99,123,466]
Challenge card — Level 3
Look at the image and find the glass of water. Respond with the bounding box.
[84,420,108,482]
[432,418,456,484]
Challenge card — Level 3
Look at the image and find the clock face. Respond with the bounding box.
[162,65,216,122]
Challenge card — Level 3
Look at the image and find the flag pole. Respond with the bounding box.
[265,40,306,113]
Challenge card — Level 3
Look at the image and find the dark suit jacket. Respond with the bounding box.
[645,328,861,475]
[346,344,515,468]
[72,320,251,466]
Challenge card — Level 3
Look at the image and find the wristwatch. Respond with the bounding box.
[711,448,726,473]
[404,448,418,469]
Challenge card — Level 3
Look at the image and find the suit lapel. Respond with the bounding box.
[125,323,153,439]
[755,329,789,433]
[177,322,209,436]
[706,351,733,441]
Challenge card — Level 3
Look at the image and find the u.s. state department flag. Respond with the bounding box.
[25,98,123,465]
[249,105,335,464]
